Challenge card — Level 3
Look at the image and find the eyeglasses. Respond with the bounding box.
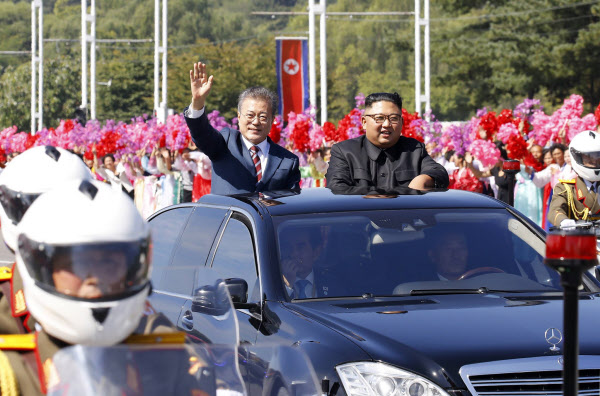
[244,113,270,124]
[364,114,402,125]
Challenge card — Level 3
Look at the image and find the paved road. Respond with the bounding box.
[0,234,15,265]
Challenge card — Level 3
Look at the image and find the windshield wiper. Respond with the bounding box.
[410,287,492,295]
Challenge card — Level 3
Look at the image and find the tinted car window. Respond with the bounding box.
[211,216,258,302]
[163,206,228,295]
[273,209,559,299]
[148,207,193,290]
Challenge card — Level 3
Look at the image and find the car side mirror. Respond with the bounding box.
[225,278,260,311]
[225,278,248,303]
[191,284,231,316]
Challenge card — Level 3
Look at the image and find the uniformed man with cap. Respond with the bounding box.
[549,130,600,227]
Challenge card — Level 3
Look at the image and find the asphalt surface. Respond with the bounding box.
[0,234,14,265]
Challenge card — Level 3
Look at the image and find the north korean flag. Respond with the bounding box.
[276,38,309,122]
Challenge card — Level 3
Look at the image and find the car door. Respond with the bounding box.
[209,212,261,345]
[169,205,229,342]
[147,206,193,325]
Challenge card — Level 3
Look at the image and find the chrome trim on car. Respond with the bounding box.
[460,355,600,396]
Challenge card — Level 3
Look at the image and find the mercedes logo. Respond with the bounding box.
[545,328,562,352]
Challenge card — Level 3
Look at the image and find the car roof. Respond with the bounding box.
[198,188,508,216]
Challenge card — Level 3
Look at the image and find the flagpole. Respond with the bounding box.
[308,0,317,112]
[319,0,327,124]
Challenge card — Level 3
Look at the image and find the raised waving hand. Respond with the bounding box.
[190,62,214,110]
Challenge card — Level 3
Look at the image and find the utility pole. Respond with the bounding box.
[81,0,96,120]
[31,0,43,134]
[254,6,420,125]
[154,0,168,124]
[414,0,431,117]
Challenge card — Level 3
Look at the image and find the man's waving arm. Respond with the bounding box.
[184,62,226,159]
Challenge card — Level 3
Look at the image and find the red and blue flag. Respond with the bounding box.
[276,37,309,122]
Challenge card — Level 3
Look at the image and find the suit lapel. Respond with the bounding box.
[236,133,258,177]
[576,178,600,214]
[260,139,282,186]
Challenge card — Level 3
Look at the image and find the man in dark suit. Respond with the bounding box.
[184,62,301,195]
[326,92,449,194]
[280,227,344,299]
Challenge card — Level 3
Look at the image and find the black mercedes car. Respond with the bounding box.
[147,188,600,396]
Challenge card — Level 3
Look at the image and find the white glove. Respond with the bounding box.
[560,219,577,229]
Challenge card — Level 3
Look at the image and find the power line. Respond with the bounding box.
[252,11,414,16]
[429,0,600,22]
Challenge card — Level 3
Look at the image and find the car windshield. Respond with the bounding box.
[274,209,563,299]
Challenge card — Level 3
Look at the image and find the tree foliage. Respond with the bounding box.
[1,0,600,129]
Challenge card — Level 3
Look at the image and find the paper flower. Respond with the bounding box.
[269,115,282,144]
[468,139,501,169]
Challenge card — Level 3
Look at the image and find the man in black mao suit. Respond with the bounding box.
[326,92,449,194]
[184,62,300,195]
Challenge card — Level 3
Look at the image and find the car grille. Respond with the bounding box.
[459,356,600,396]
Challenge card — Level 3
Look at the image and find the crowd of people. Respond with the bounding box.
[431,139,580,230]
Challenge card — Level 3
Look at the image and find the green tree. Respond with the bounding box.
[0,56,80,131]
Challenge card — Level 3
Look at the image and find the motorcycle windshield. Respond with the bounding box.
[48,344,244,396]
[238,345,321,396]
[185,267,240,345]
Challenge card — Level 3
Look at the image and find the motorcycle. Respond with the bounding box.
[47,269,320,396]
[555,220,600,279]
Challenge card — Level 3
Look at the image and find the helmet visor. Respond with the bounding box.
[18,235,151,300]
[0,185,41,225]
[570,148,600,169]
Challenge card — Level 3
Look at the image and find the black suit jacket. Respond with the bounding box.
[325,135,449,194]
[185,109,301,195]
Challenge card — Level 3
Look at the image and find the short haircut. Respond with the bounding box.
[102,153,115,164]
[237,86,278,116]
[550,143,567,154]
[365,92,403,111]
[281,226,321,249]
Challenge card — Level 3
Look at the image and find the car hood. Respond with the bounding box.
[289,293,600,387]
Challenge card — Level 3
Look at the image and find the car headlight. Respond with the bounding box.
[336,362,450,396]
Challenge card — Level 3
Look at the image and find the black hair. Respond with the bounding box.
[549,143,567,154]
[102,153,115,164]
[494,140,508,160]
[282,227,322,249]
[542,148,551,158]
[444,150,455,162]
[365,92,403,111]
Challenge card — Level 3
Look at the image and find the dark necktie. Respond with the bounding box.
[591,182,597,193]
[295,279,310,299]
[250,146,262,182]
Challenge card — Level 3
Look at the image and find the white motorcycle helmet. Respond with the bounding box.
[570,130,600,182]
[0,146,92,252]
[15,179,152,346]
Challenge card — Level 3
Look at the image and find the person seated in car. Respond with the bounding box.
[428,232,469,281]
[280,227,343,299]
